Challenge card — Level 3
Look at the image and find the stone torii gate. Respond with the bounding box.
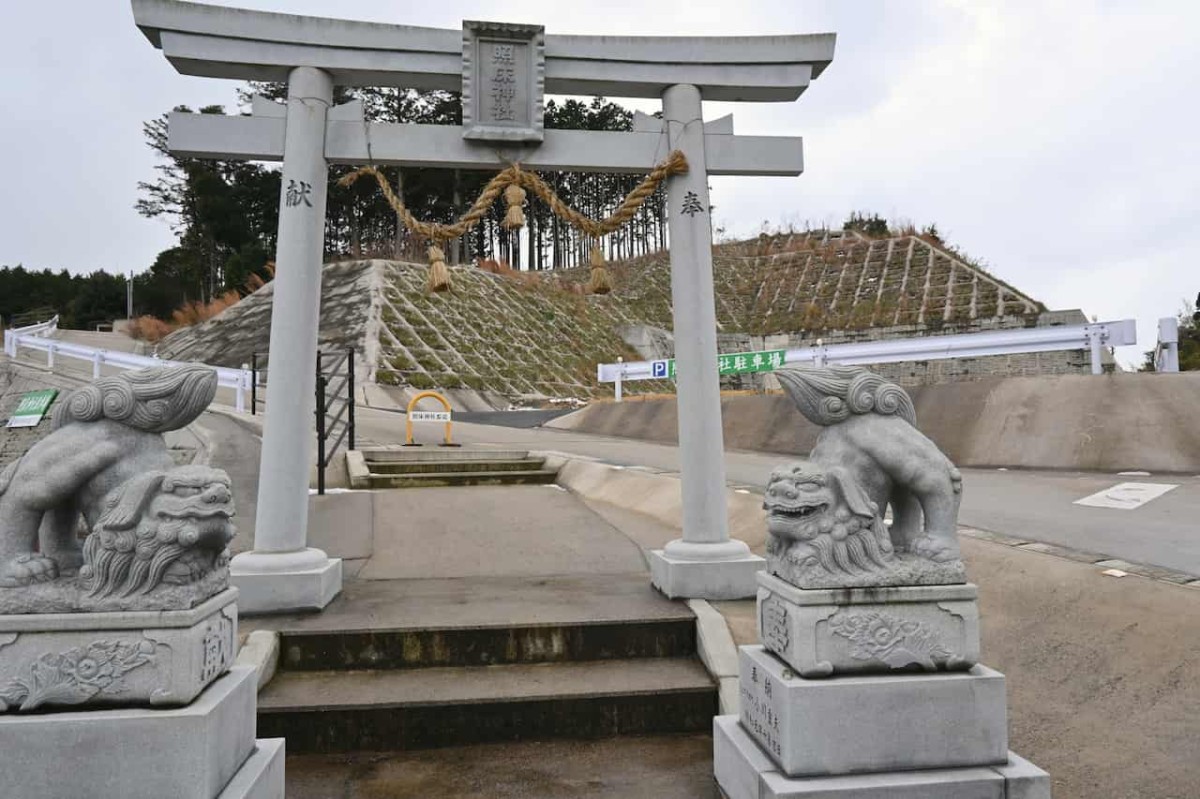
[132,0,836,612]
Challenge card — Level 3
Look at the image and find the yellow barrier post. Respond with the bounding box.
[404,391,457,446]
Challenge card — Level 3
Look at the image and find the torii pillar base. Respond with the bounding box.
[650,539,764,600]
[231,549,342,616]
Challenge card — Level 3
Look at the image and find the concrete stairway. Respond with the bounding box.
[359,448,559,489]
[254,574,717,753]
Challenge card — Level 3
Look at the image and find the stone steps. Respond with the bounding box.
[278,615,697,671]
[258,657,716,752]
[367,457,546,475]
[360,449,560,488]
[250,575,715,754]
[361,448,531,463]
[364,468,559,488]
[285,732,721,798]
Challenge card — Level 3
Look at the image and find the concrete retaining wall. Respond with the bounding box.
[551,372,1200,473]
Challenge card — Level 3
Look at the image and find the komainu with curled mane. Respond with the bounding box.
[0,366,235,612]
[766,366,964,588]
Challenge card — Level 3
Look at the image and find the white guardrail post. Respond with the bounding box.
[1155,317,1180,373]
[596,319,1140,387]
[615,357,624,402]
[1087,328,1104,375]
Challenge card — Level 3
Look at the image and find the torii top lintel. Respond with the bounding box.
[131,0,835,103]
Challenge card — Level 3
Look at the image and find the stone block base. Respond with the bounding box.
[0,665,258,799]
[756,571,979,678]
[715,716,1050,799]
[218,738,286,799]
[231,556,342,615]
[649,550,764,599]
[0,588,237,712]
[739,645,1007,776]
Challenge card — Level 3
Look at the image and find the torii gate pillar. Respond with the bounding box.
[650,84,762,598]
[229,66,343,613]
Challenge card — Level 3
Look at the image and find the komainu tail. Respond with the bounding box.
[776,365,916,427]
[51,365,217,434]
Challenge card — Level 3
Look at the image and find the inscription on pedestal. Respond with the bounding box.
[199,608,235,683]
[462,21,545,142]
[761,595,790,655]
[739,664,783,759]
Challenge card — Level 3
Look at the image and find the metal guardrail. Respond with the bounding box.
[3,314,60,346]
[4,315,252,412]
[598,319,1139,396]
[1154,317,1180,373]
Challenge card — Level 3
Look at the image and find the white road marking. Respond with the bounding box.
[1101,568,1128,577]
[1118,471,1152,477]
[1074,482,1179,510]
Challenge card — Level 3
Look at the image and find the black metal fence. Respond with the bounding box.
[250,352,267,415]
[315,349,356,495]
[250,349,356,495]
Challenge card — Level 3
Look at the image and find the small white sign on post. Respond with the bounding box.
[410,411,452,423]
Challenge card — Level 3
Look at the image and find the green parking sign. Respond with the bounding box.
[651,349,787,380]
[717,349,786,376]
[6,389,58,428]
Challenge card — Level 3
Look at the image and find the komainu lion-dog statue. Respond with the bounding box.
[0,366,235,612]
[765,365,965,588]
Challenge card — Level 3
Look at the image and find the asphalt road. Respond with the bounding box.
[357,407,1200,576]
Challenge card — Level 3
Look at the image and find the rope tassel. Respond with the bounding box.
[503,183,527,231]
[426,245,452,293]
[588,245,613,295]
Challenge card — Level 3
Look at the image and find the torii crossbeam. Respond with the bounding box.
[133,0,836,611]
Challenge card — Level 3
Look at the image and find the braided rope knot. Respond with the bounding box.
[337,150,688,244]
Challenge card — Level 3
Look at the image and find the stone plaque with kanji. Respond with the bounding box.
[462,21,545,143]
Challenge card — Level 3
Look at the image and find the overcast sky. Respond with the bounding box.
[1,0,1196,366]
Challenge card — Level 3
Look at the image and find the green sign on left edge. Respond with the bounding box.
[5,389,58,429]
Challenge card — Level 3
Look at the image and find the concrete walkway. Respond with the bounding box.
[353,486,648,580]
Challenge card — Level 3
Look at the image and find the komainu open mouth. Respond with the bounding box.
[768,502,827,520]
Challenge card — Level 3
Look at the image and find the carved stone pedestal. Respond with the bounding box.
[716,715,1049,799]
[737,645,1008,777]
[0,588,238,712]
[717,573,1048,798]
[0,665,284,799]
[756,572,979,678]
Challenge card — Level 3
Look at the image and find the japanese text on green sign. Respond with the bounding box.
[5,389,58,429]
[651,349,786,380]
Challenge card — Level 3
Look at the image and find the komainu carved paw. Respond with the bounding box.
[45,549,84,574]
[910,536,960,563]
[0,554,59,587]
